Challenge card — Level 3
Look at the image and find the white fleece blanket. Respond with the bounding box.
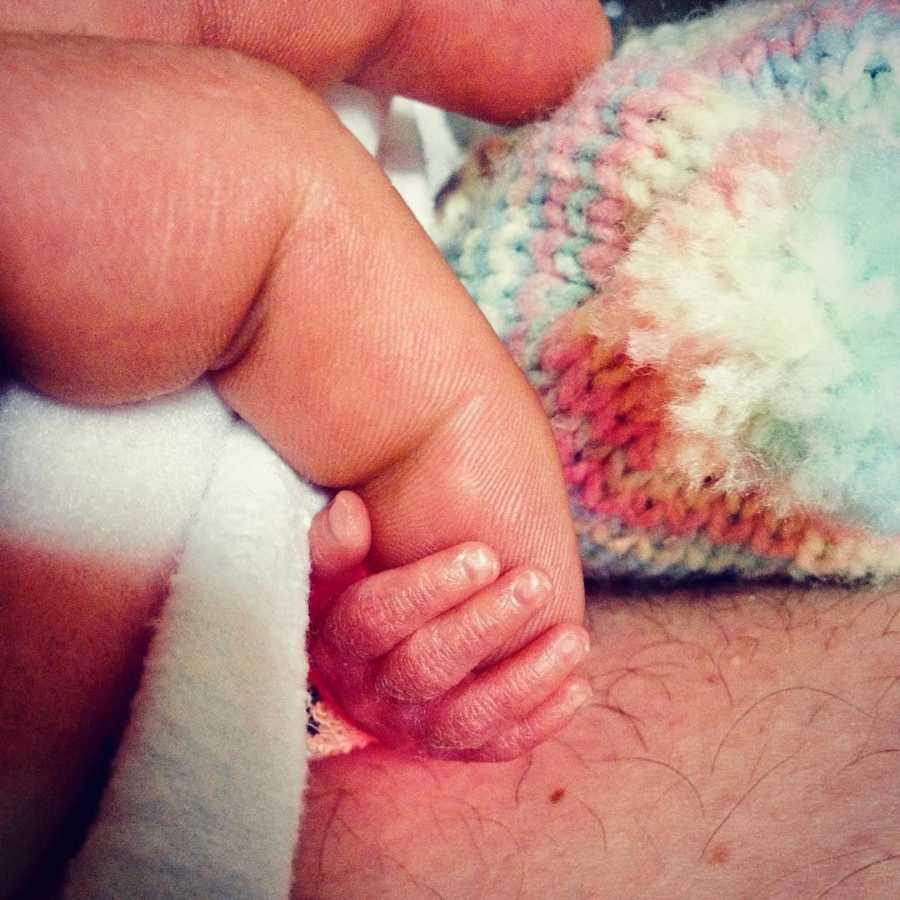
[0,86,462,900]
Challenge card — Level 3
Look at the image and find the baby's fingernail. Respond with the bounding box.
[459,546,499,582]
[557,630,590,664]
[513,570,550,606]
[327,492,354,544]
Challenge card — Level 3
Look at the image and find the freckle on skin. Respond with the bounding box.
[709,843,731,864]
[549,788,565,804]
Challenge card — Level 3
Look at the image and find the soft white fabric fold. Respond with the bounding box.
[65,420,323,899]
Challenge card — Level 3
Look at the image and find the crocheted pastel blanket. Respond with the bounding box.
[439,0,900,583]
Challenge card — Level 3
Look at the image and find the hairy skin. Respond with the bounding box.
[295,582,900,899]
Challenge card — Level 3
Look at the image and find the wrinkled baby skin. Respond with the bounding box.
[202,97,592,757]
[308,492,592,760]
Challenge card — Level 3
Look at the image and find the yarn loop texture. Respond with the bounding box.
[442,0,900,581]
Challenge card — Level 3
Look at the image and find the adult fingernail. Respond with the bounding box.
[512,570,550,606]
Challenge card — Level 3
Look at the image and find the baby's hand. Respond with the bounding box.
[308,493,592,762]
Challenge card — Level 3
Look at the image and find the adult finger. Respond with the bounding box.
[0,0,611,122]
[1,34,303,403]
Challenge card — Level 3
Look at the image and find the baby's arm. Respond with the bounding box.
[308,493,592,760]
[211,97,585,672]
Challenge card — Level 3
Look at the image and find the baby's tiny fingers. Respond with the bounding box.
[374,567,551,703]
[426,624,591,752]
[309,491,371,578]
[466,677,593,762]
[320,542,501,661]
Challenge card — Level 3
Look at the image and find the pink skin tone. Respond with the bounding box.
[0,4,613,892]
[308,492,593,761]
[0,4,611,760]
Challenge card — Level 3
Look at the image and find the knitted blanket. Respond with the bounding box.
[442,0,900,582]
